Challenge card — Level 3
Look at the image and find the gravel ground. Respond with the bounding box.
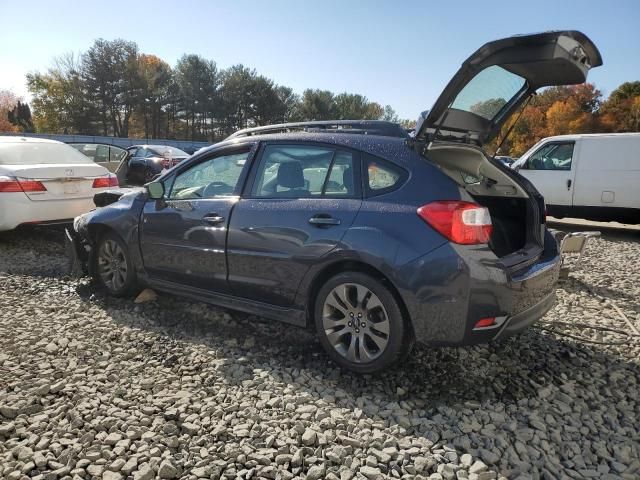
[1,225,639,480]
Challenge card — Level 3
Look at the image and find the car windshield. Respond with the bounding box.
[148,146,188,157]
[450,65,527,121]
[0,142,93,165]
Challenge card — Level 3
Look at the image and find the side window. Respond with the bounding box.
[128,147,139,157]
[110,146,127,162]
[95,145,109,162]
[251,145,356,198]
[364,155,407,196]
[168,150,250,200]
[526,143,574,171]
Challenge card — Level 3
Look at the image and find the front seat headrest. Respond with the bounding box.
[277,162,305,189]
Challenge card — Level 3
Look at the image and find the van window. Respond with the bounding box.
[525,142,574,171]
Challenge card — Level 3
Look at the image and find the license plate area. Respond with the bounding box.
[64,183,79,194]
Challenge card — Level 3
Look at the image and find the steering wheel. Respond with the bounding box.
[203,181,231,197]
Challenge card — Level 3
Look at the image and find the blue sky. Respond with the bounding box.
[1,0,639,119]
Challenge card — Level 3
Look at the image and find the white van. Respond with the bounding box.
[512,133,640,223]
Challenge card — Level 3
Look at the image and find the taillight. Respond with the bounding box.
[0,176,46,193]
[417,201,492,245]
[92,174,119,188]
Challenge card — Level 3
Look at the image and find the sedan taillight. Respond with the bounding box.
[0,176,47,193]
[417,201,492,245]
[92,174,119,188]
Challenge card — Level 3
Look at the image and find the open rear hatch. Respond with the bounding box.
[414,30,602,145]
[414,31,602,264]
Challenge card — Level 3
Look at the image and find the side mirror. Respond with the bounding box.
[146,181,165,199]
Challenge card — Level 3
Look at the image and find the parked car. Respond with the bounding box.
[66,31,601,372]
[511,133,640,223]
[0,137,118,231]
[116,145,190,186]
[69,143,127,173]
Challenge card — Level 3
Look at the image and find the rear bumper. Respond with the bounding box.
[493,290,555,340]
[397,229,561,346]
[0,193,97,231]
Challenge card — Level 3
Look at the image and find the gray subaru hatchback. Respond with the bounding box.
[67,31,602,372]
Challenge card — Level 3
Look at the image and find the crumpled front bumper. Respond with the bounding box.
[64,226,90,277]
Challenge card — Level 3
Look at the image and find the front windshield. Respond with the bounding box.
[450,65,526,121]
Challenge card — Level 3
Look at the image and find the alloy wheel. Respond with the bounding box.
[97,239,128,291]
[322,283,390,363]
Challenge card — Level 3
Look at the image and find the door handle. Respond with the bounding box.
[309,215,341,226]
[203,214,225,225]
[567,179,572,190]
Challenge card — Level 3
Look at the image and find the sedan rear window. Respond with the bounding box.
[0,142,93,165]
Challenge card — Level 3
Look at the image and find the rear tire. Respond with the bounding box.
[314,272,412,373]
[95,232,137,296]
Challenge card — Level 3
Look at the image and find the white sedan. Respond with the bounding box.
[0,137,118,231]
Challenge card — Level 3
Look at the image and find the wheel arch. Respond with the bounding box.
[304,259,414,338]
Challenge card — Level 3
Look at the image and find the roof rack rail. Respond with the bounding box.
[226,120,409,140]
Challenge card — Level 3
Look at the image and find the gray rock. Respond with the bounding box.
[469,461,488,474]
[103,472,123,480]
[302,428,317,446]
[307,465,326,480]
[134,465,155,480]
[360,466,383,479]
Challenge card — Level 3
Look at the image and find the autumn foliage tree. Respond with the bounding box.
[492,83,609,156]
[0,90,20,133]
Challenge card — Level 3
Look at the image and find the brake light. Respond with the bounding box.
[92,174,119,188]
[417,201,492,244]
[0,176,46,193]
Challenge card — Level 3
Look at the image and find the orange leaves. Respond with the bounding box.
[494,82,635,157]
[0,90,20,133]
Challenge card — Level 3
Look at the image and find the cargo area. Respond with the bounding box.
[424,143,539,259]
[471,196,528,257]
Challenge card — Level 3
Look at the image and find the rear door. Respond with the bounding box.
[517,140,577,206]
[139,144,256,292]
[227,142,362,306]
[70,143,127,173]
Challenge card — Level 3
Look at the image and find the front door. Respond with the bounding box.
[140,146,254,292]
[517,141,577,207]
[227,143,362,306]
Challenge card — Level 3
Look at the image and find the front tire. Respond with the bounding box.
[95,232,137,296]
[314,272,411,373]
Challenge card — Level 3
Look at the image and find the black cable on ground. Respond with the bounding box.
[535,320,640,345]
